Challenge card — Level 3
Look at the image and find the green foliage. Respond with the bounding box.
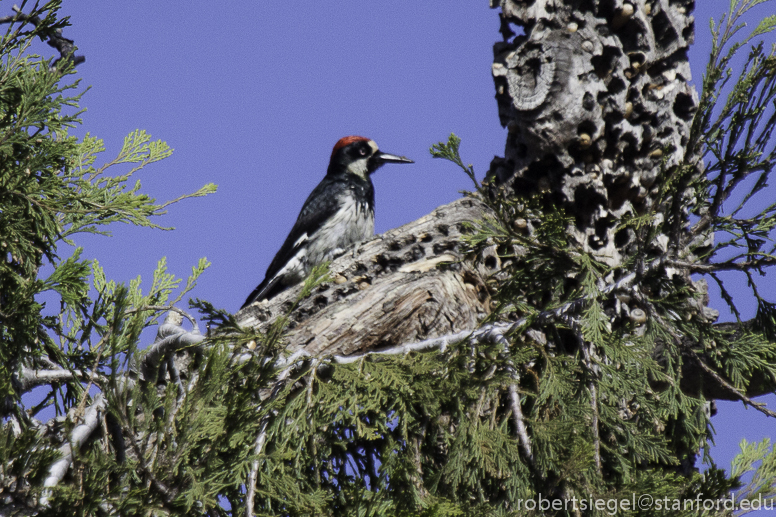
[378,135,712,511]
[0,2,215,513]
[200,335,536,515]
[406,8,776,502]
[0,422,59,490]
[2,1,775,516]
[430,133,478,189]
[730,438,776,510]
[686,0,776,337]
[0,0,214,400]
[63,129,215,239]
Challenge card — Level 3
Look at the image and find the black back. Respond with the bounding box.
[241,172,374,307]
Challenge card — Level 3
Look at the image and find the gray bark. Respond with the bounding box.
[491,0,698,264]
[237,197,492,357]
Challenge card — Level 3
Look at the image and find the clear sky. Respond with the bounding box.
[30,0,776,505]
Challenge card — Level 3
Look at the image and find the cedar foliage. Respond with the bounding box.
[1,1,775,516]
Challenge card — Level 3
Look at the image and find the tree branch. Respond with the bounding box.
[244,357,311,517]
[668,257,776,273]
[15,365,106,393]
[40,394,106,506]
[237,197,491,358]
[137,313,205,381]
[508,383,533,462]
[686,348,776,419]
[1,5,85,67]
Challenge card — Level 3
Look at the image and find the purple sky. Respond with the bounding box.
[33,1,776,503]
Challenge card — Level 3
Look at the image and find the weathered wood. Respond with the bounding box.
[488,0,772,404]
[491,0,700,267]
[237,197,493,357]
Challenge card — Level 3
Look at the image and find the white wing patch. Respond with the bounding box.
[293,233,308,248]
[272,246,307,286]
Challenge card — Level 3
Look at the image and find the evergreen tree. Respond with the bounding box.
[1,1,775,516]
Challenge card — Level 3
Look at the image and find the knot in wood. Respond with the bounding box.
[506,42,556,111]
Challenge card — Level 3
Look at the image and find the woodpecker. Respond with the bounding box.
[241,136,413,308]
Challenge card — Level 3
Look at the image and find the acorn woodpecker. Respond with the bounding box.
[241,136,413,308]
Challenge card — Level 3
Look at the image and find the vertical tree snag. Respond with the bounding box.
[490,0,699,266]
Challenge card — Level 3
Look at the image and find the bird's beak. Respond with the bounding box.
[375,151,414,164]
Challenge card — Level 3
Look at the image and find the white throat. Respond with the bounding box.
[346,157,370,179]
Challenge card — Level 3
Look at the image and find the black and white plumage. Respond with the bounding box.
[241,136,413,308]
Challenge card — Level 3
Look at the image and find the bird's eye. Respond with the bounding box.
[359,148,368,156]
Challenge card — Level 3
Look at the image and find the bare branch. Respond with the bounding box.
[40,394,106,506]
[579,337,602,475]
[508,383,533,462]
[1,5,85,67]
[128,305,199,328]
[137,315,205,381]
[668,256,776,273]
[244,358,311,517]
[15,366,107,392]
[686,348,776,419]
[245,417,270,517]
